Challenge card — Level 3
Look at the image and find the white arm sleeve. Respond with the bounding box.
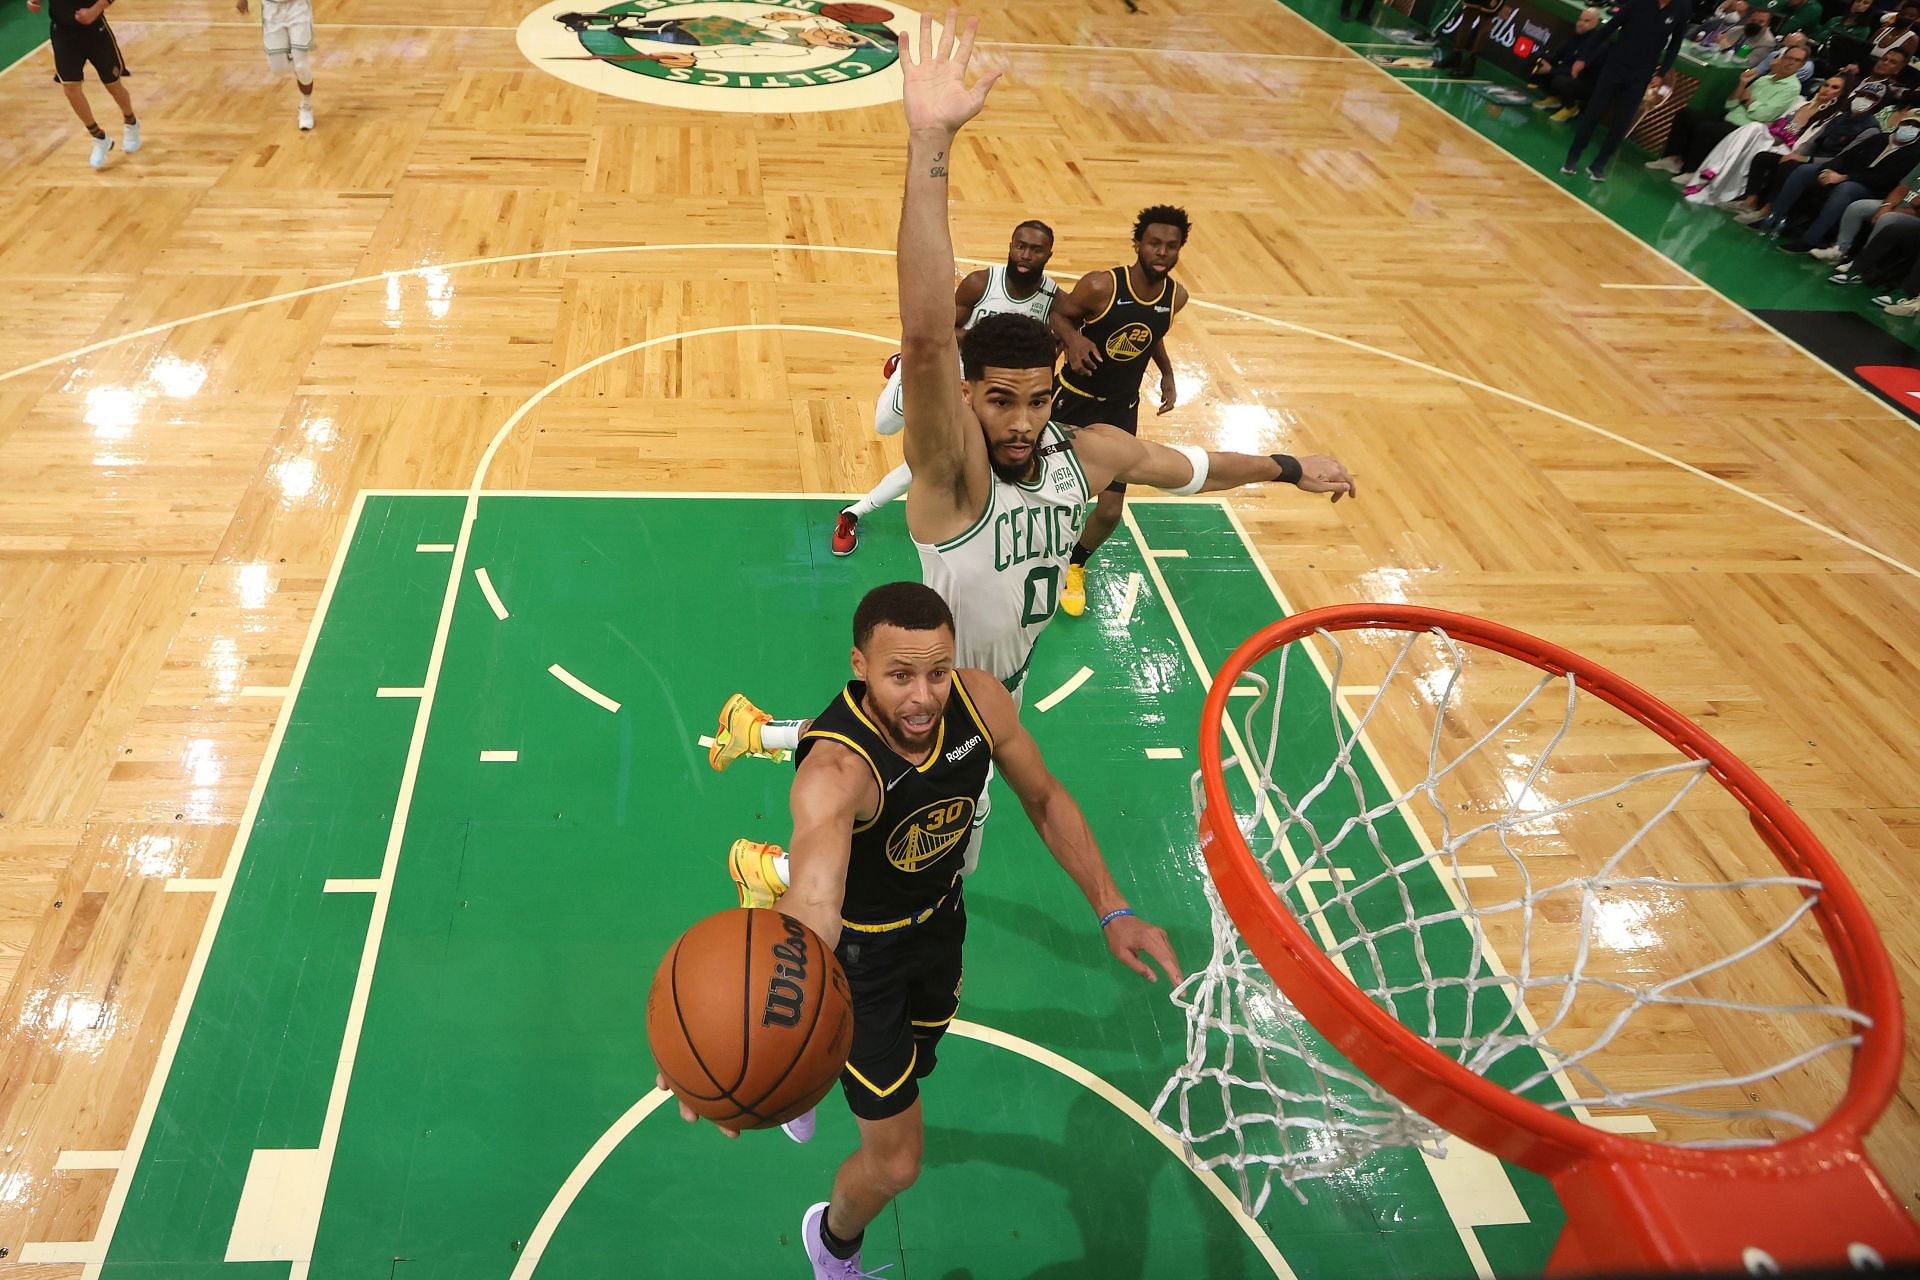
[1157,443,1210,497]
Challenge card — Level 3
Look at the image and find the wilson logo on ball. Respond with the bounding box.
[762,913,812,1027]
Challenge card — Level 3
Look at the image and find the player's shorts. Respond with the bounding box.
[1052,379,1140,494]
[834,890,965,1121]
[51,20,128,85]
[262,0,315,59]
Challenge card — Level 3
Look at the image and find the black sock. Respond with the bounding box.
[819,1213,862,1261]
[123,115,136,124]
[1069,543,1091,568]
[87,125,106,138]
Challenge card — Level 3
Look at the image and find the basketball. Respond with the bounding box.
[820,3,896,24]
[647,908,854,1129]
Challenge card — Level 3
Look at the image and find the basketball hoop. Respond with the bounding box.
[1154,604,1919,1273]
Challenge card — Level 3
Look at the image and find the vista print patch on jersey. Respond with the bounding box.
[517,0,927,113]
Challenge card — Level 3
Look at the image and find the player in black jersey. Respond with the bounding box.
[666,582,1179,1279]
[28,0,140,169]
[1048,206,1193,618]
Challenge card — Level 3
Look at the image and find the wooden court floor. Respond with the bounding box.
[1,0,1917,1270]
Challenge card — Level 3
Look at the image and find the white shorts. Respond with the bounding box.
[262,0,314,56]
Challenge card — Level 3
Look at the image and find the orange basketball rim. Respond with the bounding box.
[1196,603,1920,1274]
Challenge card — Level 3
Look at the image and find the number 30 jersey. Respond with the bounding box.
[914,423,1092,698]
[796,677,996,932]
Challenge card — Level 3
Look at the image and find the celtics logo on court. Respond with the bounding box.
[518,0,925,114]
[1104,321,1154,362]
[885,796,974,873]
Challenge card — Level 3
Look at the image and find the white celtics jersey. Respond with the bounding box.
[964,266,1057,330]
[915,423,1091,693]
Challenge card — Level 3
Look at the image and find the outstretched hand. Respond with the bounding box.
[1295,454,1357,502]
[656,1073,740,1139]
[901,8,1002,137]
[1106,914,1182,985]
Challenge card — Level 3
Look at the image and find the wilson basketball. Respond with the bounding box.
[647,908,854,1129]
[820,3,895,24]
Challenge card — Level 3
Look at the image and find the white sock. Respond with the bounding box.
[847,462,912,519]
[761,719,808,752]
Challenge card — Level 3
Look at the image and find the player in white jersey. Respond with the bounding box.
[710,15,1357,911]
[832,220,1058,556]
[236,0,316,130]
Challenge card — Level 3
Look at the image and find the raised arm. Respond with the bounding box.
[962,672,1181,984]
[1071,425,1357,502]
[897,12,1000,493]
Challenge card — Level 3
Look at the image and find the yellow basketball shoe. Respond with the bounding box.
[728,839,790,909]
[708,692,787,771]
[1060,563,1087,617]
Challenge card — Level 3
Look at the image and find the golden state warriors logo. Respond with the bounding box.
[1104,321,1154,362]
[885,797,974,873]
[517,0,926,114]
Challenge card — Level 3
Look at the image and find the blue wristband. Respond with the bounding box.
[1099,907,1135,929]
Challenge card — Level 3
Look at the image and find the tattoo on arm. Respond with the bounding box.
[929,149,947,178]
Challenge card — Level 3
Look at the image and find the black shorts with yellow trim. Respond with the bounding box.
[1052,379,1140,494]
[834,891,965,1121]
[51,20,128,85]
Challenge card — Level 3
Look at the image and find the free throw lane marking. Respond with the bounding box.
[1033,666,1094,713]
[475,567,509,620]
[548,664,621,713]
[480,749,518,762]
[1117,571,1145,626]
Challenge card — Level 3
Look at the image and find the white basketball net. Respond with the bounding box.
[1151,623,1871,1219]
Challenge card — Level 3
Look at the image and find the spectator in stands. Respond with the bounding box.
[1812,178,1920,274]
[1771,0,1825,40]
[1757,31,1817,82]
[1530,7,1610,120]
[1708,8,1777,64]
[1694,0,1750,43]
[1761,107,1920,248]
[1648,43,1810,174]
[1870,0,1920,61]
[1563,0,1692,180]
[1820,0,1876,49]
[1683,71,1850,203]
[1733,83,1884,218]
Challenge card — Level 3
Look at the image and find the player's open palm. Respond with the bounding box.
[1296,454,1358,503]
[1107,914,1182,985]
[902,9,1001,136]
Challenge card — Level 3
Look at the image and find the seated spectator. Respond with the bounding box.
[1869,0,1920,60]
[1694,0,1751,42]
[1736,87,1888,218]
[1772,0,1825,39]
[1529,7,1610,120]
[1819,0,1876,50]
[1812,179,1920,276]
[1757,107,1920,248]
[1821,0,1879,77]
[1648,43,1811,174]
[1711,9,1779,65]
[1758,30,1818,80]
[1684,72,1851,203]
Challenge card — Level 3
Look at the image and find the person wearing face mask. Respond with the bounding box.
[1762,109,1920,249]
[1685,72,1851,205]
[1735,76,1887,220]
[1648,43,1810,175]
[1870,0,1920,61]
[1713,7,1777,65]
